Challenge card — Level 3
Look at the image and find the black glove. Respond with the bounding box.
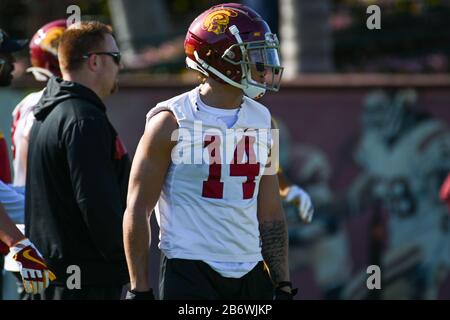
[125,289,155,300]
[274,282,298,300]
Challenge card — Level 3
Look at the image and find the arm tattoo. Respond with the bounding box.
[259,219,289,285]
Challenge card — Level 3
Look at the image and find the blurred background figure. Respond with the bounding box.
[285,141,353,299]
[346,89,450,299]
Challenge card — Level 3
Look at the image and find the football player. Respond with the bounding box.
[0,27,55,295]
[124,3,296,300]
[4,20,66,298]
[11,19,66,188]
[285,144,352,299]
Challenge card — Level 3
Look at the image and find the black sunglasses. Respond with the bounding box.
[82,51,121,65]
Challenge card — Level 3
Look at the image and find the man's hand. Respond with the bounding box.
[285,185,314,223]
[10,238,56,294]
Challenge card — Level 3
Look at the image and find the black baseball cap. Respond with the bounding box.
[0,28,28,53]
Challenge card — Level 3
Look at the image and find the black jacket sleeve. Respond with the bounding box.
[64,117,125,260]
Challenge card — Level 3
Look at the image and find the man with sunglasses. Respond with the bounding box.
[25,21,130,300]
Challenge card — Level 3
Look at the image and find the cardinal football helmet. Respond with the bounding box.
[184,3,283,99]
[29,19,66,81]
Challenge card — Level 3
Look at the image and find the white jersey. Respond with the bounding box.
[11,89,43,186]
[146,87,272,266]
[8,90,42,272]
[356,119,450,267]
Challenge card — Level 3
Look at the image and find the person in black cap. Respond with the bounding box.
[0,29,27,184]
[0,28,28,86]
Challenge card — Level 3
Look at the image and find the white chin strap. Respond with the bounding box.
[26,67,54,82]
[187,54,266,99]
[242,78,266,100]
[189,52,246,90]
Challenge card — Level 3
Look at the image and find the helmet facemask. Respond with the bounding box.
[186,25,284,100]
[223,26,283,99]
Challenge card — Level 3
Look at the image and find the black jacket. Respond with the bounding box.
[25,77,130,286]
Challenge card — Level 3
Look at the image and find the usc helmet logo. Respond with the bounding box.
[202,9,238,35]
[34,26,65,56]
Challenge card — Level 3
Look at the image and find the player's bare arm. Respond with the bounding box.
[0,203,25,247]
[123,111,178,292]
[257,173,291,292]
